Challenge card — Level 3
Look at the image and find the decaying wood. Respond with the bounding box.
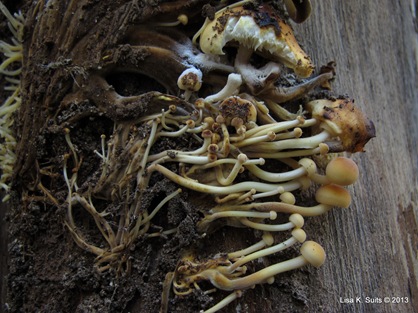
[1,0,417,312]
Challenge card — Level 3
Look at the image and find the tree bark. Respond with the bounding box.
[1,1,417,313]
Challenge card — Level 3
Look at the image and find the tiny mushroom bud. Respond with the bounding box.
[289,213,304,228]
[177,67,203,100]
[291,228,307,243]
[280,191,296,204]
[298,158,317,177]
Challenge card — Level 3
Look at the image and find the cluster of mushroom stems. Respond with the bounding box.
[56,1,374,312]
[0,0,374,312]
[63,82,365,310]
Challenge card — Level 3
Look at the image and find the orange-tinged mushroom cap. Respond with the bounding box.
[315,184,352,208]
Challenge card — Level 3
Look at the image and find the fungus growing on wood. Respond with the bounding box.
[16,1,376,312]
[307,98,376,152]
[299,156,359,186]
[194,2,336,104]
[182,241,325,291]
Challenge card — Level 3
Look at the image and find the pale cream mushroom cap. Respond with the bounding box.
[300,241,326,268]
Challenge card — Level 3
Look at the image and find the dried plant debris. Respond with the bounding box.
[1,1,375,312]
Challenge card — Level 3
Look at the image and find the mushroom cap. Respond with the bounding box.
[177,67,203,91]
[289,213,304,228]
[298,158,317,177]
[315,184,352,208]
[300,241,326,268]
[199,4,314,77]
[326,157,359,186]
[219,96,257,125]
[280,191,296,204]
[307,98,376,153]
[291,228,307,243]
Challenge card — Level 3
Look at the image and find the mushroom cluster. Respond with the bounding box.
[8,0,375,312]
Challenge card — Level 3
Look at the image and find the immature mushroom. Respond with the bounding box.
[209,183,352,217]
[298,156,359,186]
[218,96,257,127]
[177,67,203,101]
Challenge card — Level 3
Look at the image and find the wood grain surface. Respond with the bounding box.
[294,0,418,312]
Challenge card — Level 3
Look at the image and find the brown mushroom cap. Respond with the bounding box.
[300,241,326,268]
[315,184,352,208]
[326,157,359,186]
[219,96,257,125]
[198,4,314,77]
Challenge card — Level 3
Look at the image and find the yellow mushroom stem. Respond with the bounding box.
[186,241,325,291]
[238,213,297,232]
[227,228,306,273]
[244,116,311,138]
[245,163,307,183]
[214,153,248,185]
[242,129,331,153]
[212,184,352,216]
[147,134,213,162]
[147,163,303,195]
[201,290,243,313]
[227,232,274,259]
